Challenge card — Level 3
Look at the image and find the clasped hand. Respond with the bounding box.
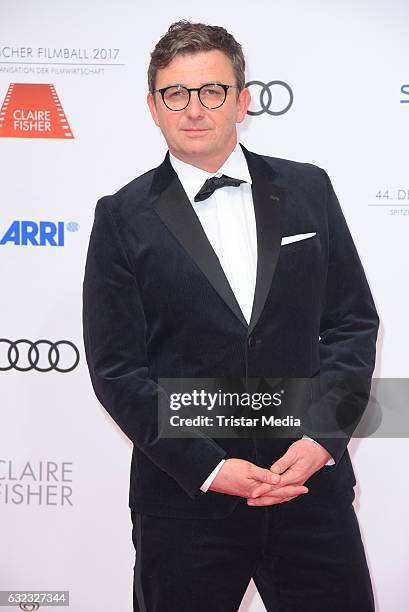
[208,439,331,506]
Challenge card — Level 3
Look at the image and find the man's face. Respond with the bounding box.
[147,50,250,170]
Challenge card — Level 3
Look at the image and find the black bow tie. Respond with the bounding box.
[194,174,246,202]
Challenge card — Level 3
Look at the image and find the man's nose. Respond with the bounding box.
[185,91,205,118]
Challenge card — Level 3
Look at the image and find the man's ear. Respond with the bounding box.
[147,92,160,127]
[236,87,251,124]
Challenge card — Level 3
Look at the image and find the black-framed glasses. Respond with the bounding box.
[152,82,240,111]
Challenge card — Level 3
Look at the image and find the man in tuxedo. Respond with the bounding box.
[83,20,379,612]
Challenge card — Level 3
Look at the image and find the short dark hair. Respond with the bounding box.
[148,20,245,95]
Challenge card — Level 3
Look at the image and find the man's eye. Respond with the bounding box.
[168,89,187,98]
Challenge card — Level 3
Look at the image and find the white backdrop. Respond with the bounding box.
[1,1,408,610]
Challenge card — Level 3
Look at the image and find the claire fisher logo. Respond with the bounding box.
[0,83,73,138]
[0,459,73,507]
[0,340,80,373]
[246,80,294,116]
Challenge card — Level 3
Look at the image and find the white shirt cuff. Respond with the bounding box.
[200,459,226,492]
[302,435,335,465]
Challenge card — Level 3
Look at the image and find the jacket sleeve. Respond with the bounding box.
[305,169,380,465]
[82,197,227,499]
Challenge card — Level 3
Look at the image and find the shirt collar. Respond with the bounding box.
[169,141,252,203]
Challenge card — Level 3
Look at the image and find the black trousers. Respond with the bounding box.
[131,487,374,612]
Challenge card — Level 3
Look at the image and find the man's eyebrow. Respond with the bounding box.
[161,83,185,89]
[159,81,222,89]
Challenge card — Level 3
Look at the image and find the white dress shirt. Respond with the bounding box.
[169,142,334,493]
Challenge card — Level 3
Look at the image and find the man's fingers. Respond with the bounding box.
[269,452,294,475]
[248,493,301,506]
[271,466,306,488]
[250,478,292,498]
[250,484,308,501]
[250,464,281,485]
[249,482,277,498]
[247,484,308,505]
[248,493,302,507]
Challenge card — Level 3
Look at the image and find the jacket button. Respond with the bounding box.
[248,336,257,348]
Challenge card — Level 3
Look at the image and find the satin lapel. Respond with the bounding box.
[150,152,248,328]
[241,145,283,336]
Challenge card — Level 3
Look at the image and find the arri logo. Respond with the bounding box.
[0,83,73,138]
[0,220,79,246]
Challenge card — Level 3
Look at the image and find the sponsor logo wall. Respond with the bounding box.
[1,1,407,611]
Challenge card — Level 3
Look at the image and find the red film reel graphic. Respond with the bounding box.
[0,83,73,139]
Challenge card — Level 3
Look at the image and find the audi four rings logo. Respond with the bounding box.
[0,339,80,372]
[246,80,294,116]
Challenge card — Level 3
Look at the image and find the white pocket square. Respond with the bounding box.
[281,232,317,246]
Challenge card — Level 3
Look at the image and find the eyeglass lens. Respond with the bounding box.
[163,84,226,110]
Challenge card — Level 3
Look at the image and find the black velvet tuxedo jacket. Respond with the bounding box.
[82,144,379,519]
